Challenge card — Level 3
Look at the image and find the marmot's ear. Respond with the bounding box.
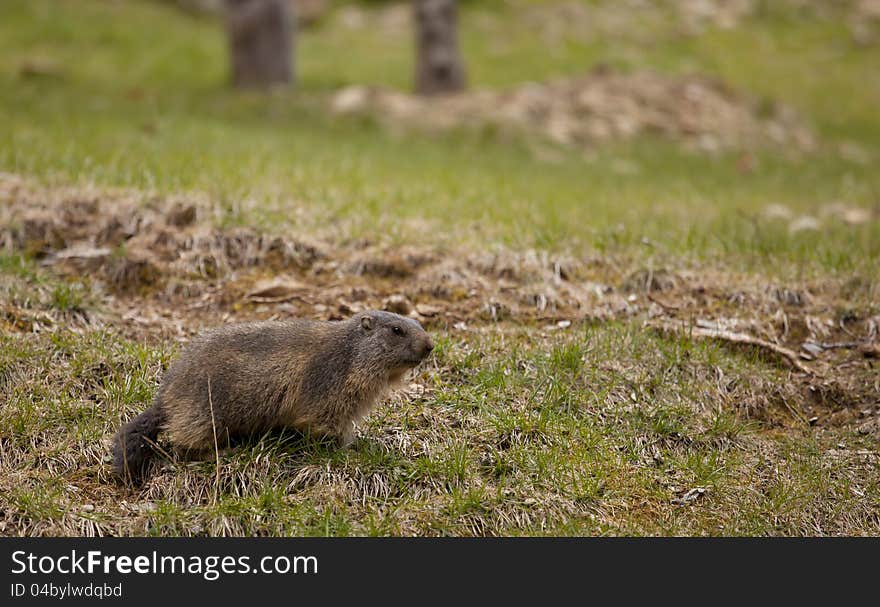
[361,315,373,331]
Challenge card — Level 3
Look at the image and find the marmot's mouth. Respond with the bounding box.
[390,359,424,379]
[389,368,410,383]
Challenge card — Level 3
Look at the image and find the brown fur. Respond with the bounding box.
[111,310,433,483]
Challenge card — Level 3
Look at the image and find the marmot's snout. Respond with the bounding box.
[414,332,434,361]
[399,322,434,366]
[407,320,434,365]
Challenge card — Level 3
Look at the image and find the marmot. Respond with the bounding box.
[111,310,434,483]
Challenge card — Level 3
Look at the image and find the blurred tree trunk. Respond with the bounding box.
[413,0,466,95]
[225,0,293,88]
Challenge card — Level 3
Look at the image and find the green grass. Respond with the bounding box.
[1,315,876,536]
[1,0,879,279]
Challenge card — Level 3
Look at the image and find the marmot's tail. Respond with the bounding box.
[111,404,165,484]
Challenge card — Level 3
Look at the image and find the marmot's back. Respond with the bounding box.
[157,320,334,452]
[110,311,433,484]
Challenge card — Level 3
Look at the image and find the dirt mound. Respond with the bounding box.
[0,177,324,296]
[332,67,814,153]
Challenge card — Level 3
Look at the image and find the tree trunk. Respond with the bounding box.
[413,0,466,95]
[225,0,294,88]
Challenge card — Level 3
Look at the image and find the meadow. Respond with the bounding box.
[0,0,878,535]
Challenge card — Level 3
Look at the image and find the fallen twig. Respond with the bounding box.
[646,320,816,375]
[646,292,682,311]
[816,341,864,350]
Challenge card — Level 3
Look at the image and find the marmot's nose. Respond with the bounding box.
[423,336,434,356]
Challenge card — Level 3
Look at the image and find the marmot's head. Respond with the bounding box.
[354,310,434,378]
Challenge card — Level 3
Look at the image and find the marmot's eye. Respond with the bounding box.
[392,326,405,336]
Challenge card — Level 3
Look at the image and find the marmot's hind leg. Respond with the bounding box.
[164,407,225,455]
